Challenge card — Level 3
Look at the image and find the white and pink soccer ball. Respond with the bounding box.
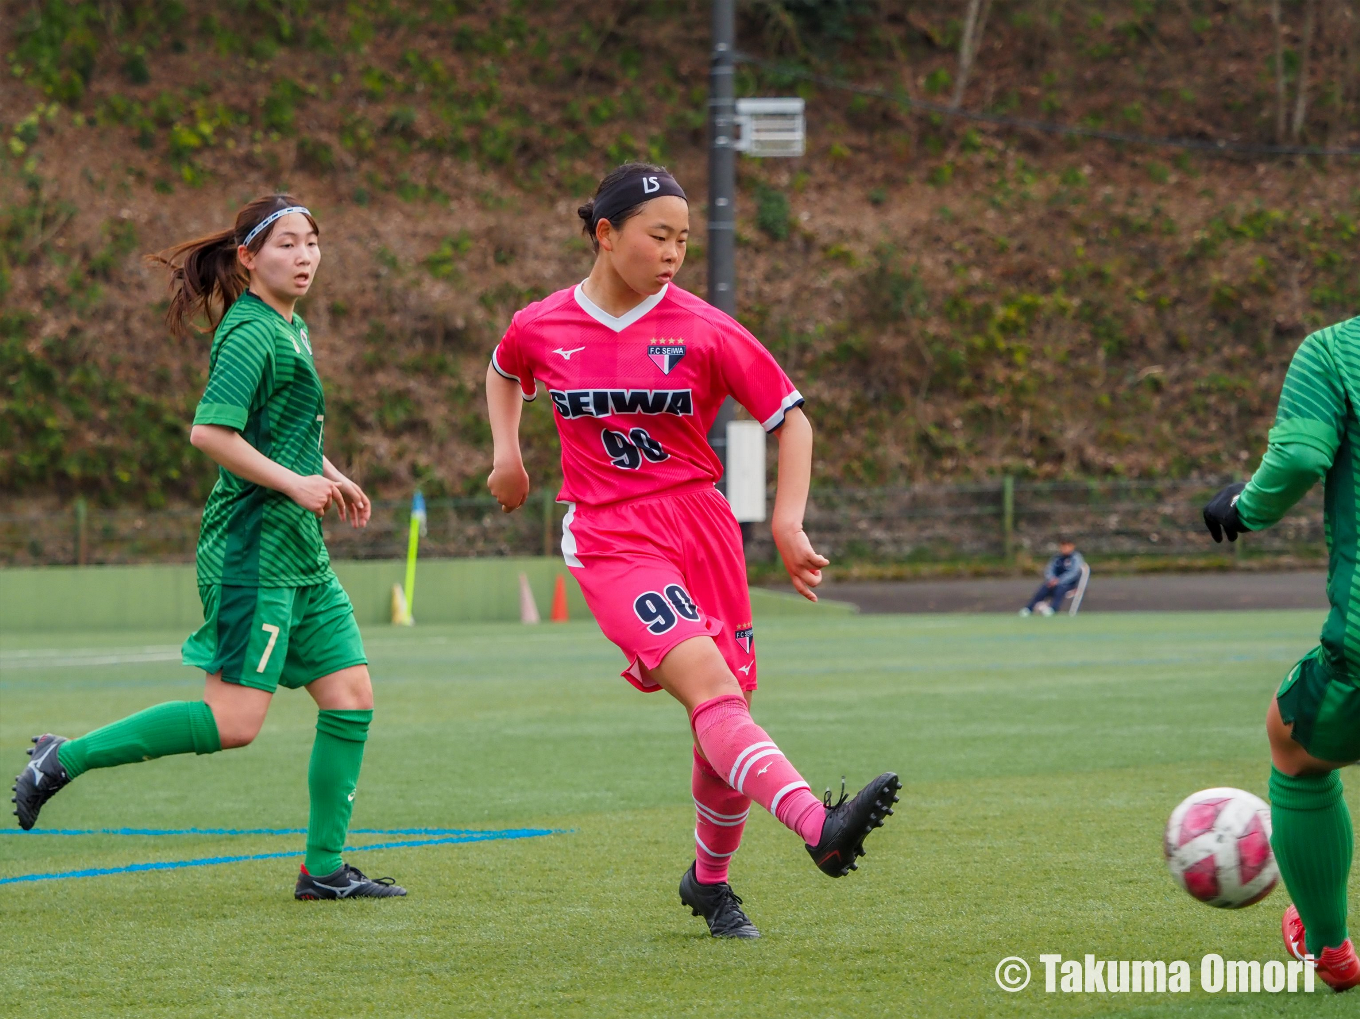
[1164,787,1279,908]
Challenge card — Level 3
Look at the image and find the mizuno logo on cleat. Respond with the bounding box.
[26,743,57,786]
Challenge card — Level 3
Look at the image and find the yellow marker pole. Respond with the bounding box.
[403,516,420,618]
[401,491,426,624]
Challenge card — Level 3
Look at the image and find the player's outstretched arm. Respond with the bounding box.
[322,456,371,529]
[190,423,344,518]
[1235,442,1333,531]
[1207,330,1344,541]
[771,407,830,602]
[486,362,530,513]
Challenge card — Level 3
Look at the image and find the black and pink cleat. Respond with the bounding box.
[806,772,900,878]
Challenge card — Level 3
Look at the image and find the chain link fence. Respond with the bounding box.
[0,479,1326,569]
[742,479,1325,565]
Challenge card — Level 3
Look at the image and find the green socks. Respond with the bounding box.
[304,709,372,877]
[57,701,221,778]
[1270,766,1353,954]
[53,701,371,878]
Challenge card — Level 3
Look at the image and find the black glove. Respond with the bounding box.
[1203,481,1248,543]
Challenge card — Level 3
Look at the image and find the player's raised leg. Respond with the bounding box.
[650,637,900,878]
[11,676,260,830]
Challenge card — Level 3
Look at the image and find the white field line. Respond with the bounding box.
[0,646,183,670]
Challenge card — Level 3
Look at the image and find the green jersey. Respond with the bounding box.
[1238,316,1360,673]
[192,291,333,588]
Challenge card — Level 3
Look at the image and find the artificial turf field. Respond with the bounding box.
[3,609,1358,1017]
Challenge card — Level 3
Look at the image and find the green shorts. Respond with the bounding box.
[1276,647,1360,762]
[181,574,367,693]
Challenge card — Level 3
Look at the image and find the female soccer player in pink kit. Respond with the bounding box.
[485,163,899,938]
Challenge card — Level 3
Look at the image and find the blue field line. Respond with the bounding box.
[0,828,558,885]
[0,826,507,837]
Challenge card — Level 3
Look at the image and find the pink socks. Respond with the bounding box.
[690,694,826,848]
[692,748,749,884]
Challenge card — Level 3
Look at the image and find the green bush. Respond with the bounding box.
[296,136,335,173]
[0,314,204,499]
[924,68,952,96]
[859,248,927,325]
[121,44,151,84]
[754,185,791,241]
[422,232,473,278]
[262,78,307,132]
[10,0,101,104]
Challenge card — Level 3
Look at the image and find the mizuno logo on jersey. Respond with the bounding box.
[549,389,693,419]
[648,342,686,375]
[734,625,754,654]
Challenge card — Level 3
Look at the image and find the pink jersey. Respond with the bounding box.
[492,282,803,507]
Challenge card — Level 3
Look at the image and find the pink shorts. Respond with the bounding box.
[562,483,756,693]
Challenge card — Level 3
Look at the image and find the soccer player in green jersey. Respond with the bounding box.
[1203,318,1360,987]
[11,194,405,900]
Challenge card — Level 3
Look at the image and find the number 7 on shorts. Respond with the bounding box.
[257,623,281,674]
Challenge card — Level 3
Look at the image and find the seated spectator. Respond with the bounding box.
[1019,540,1086,617]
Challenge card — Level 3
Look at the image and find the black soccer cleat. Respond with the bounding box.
[806,772,901,878]
[12,734,72,831]
[294,862,407,900]
[679,862,760,939]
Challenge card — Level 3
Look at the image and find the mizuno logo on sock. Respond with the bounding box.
[757,763,772,777]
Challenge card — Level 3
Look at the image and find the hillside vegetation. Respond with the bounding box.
[4,0,1360,506]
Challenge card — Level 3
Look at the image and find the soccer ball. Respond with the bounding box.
[1164,787,1278,908]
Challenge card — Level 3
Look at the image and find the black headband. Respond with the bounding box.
[590,170,687,232]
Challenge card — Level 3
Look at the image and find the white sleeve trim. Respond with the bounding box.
[491,348,536,401]
[761,390,805,432]
[490,347,519,382]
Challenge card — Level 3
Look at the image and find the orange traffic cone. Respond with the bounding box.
[550,574,570,622]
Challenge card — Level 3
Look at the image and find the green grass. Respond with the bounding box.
[2,610,1357,1016]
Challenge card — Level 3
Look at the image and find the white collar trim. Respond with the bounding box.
[573,281,669,333]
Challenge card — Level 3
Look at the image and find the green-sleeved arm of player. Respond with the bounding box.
[1236,440,1333,530]
[1236,330,1346,531]
[193,323,271,431]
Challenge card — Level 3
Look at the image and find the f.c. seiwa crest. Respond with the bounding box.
[734,624,754,654]
[647,341,686,375]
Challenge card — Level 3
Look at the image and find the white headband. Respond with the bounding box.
[242,205,311,248]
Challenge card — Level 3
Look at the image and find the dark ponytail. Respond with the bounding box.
[577,162,672,252]
[147,193,319,340]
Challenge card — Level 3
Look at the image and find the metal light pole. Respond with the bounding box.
[706,0,737,491]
